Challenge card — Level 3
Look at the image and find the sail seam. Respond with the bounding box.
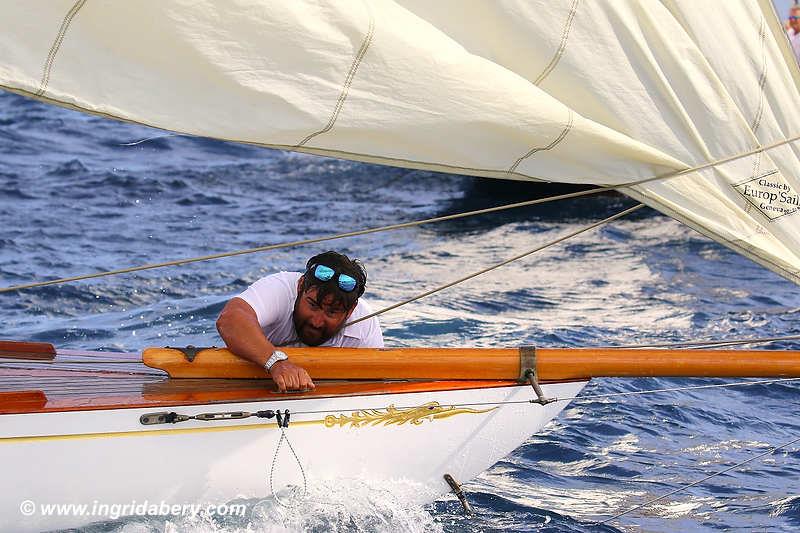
[750,151,762,182]
[534,0,581,85]
[751,16,768,133]
[36,0,88,97]
[507,109,574,175]
[295,3,375,148]
[3,81,549,179]
[11,79,576,180]
[8,77,800,189]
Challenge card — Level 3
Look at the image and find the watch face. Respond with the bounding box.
[266,350,288,370]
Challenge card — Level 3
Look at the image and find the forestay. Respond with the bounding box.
[2,1,800,281]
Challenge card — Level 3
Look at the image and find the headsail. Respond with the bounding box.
[2,1,800,281]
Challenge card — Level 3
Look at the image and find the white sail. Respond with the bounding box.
[2,1,800,281]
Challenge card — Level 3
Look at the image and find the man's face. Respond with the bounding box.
[293,283,354,346]
[791,8,800,33]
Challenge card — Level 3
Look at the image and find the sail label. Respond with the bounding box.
[734,170,799,221]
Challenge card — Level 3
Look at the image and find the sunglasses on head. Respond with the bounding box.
[309,264,359,292]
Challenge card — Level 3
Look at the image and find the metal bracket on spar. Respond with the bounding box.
[519,346,555,405]
[166,345,217,363]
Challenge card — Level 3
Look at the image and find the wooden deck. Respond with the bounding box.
[0,348,520,415]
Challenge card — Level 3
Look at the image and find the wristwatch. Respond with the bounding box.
[264,349,288,371]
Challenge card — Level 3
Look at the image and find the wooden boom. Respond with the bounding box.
[143,346,800,380]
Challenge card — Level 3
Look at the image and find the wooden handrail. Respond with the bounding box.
[143,346,800,380]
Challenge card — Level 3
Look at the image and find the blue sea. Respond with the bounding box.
[2,89,800,533]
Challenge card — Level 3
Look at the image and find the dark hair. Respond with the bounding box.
[301,251,367,309]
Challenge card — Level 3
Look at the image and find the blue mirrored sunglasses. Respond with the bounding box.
[310,264,359,292]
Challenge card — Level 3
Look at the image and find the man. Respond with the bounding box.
[788,5,800,65]
[216,251,383,392]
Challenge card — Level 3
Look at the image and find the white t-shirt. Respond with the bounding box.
[237,271,384,348]
[789,29,800,65]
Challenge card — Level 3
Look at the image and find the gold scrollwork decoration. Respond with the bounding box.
[323,401,497,429]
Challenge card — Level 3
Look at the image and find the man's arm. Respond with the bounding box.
[216,297,314,392]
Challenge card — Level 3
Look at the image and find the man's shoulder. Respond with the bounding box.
[256,271,302,284]
[247,271,302,294]
[349,298,375,321]
[341,298,381,342]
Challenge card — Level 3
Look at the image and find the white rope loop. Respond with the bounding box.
[268,426,308,509]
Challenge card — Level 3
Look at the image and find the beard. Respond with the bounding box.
[294,319,329,346]
[293,299,340,346]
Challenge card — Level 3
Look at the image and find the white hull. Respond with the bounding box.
[2,380,585,531]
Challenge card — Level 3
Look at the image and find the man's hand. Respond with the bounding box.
[269,360,315,392]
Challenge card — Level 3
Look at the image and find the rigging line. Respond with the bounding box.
[605,334,800,350]
[284,378,800,417]
[268,426,309,508]
[615,132,800,190]
[5,132,800,295]
[597,434,800,525]
[346,203,645,326]
[0,188,611,294]
[559,377,800,402]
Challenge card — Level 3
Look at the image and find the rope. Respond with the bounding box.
[616,133,800,190]
[0,188,610,293]
[268,426,308,508]
[282,377,800,417]
[598,434,800,525]
[346,203,645,326]
[605,334,800,349]
[4,131,800,294]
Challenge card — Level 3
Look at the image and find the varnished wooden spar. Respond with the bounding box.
[143,346,800,380]
[144,347,519,379]
[0,340,56,360]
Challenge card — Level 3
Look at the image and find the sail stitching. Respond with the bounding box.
[8,81,800,185]
[534,0,581,85]
[295,3,375,148]
[36,0,88,97]
[750,151,762,180]
[746,17,767,188]
[750,16,768,134]
[507,109,574,175]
